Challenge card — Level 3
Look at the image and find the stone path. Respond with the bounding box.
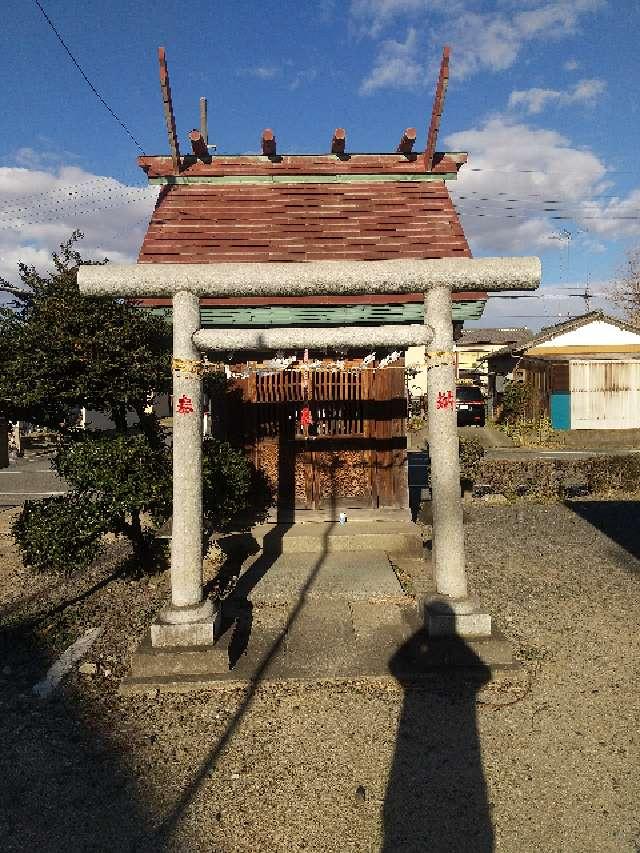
[243,550,408,604]
[123,543,512,693]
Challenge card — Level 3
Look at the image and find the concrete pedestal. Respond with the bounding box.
[425,595,492,638]
[150,599,217,647]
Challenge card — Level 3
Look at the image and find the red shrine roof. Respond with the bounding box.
[137,151,466,179]
[134,45,486,322]
[137,172,470,265]
[137,44,473,268]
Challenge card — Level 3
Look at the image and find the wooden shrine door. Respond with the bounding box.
[224,365,408,512]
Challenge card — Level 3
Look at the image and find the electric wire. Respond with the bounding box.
[32,0,146,154]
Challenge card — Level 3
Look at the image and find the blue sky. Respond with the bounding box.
[1,0,639,328]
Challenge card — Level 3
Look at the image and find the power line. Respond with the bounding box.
[463,166,639,175]
[32,0,146,155]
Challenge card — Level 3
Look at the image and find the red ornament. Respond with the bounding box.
[300,405,313,428]
[436,390,454,410]
[177,394,194,414]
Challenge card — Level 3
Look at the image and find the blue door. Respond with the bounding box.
[550,392,571,430]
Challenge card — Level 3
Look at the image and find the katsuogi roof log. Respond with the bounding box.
[78,257,541,298]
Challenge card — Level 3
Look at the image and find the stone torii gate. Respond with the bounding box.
[78,256,539,649]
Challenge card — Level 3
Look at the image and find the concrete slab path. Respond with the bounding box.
[243,550,407,605]
[124,545,513,692]
[0,451,67,506]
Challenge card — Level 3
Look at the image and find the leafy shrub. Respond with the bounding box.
[459,434,485,480]
[407,415,426,432]
[475,455,640,500]
[13,494,108,573]
[580,455,640,494]
[501,380,534,423]
[501,415,558,447]
[202,438,253,527]
[54,428,172,524]
[14,432,260,574]
[420,434,485,488]
[477,459,567,500]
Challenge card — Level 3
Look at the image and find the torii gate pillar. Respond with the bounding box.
[150,290,214,647]
[424,284,491,636]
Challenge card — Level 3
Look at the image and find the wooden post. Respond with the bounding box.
[331,128,346,155]
[261,129,276,156]
[158,47,181,172]
[397,127,417,154]
[424,46,450,171]
[199,96,208,145]
[188,129,209,159]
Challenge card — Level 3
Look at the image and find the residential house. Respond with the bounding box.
[484,311,640,429]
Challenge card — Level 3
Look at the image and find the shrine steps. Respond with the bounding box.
[250,520,423,556]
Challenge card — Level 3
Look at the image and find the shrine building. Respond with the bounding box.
[134,47,485,518]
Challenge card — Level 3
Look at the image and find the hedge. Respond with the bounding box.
[422,436,640,500]
[475,455,640,500]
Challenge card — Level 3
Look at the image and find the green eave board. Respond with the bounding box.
[148,301,486,327]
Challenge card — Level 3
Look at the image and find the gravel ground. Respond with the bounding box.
[0,499,639,853]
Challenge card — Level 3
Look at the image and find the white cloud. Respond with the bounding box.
[359,27,424,94]
[509,78,606,113]
[238,65,281,79]
[352,0,605,88]
[11,147,81,170]
[444,117,640,256]
[237,63,317,90]
[316,0,336,23]
[563,58,580,71]
[451,1,604,79]
[579,188,640,239]
[0,162,158,285]
[571,78,607,101]
[288,68,318,91]
[351,0,460,37]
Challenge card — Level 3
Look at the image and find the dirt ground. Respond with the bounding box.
[0,498,639,853]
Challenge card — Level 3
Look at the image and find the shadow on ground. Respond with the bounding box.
[152,452,339,846]
[566,499,640,570]
[408,449,429,522]
[0,615,155,851]
[383,608,493,853]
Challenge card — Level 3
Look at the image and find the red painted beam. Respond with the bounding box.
[158,47,181,172]
[424,46,450,171]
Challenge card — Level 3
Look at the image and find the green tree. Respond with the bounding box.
[501,379,533,423]
[3,233,258,573]
[0,230,171,430]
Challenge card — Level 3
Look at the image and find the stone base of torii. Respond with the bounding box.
[79,257,539,653]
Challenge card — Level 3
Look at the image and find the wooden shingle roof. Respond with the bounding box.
[138,178,471,265]
[132,45,487,326]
